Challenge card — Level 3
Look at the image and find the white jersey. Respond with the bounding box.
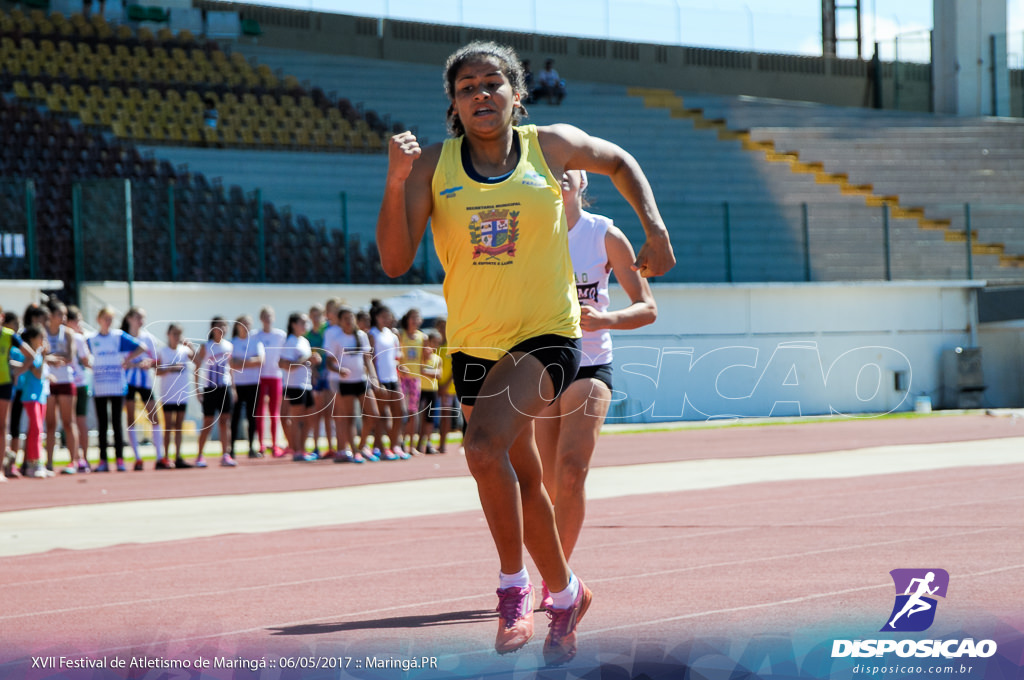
[568,211,613,367]
[199,338,233,388]
[46,325,76,384]
[231,336,265,386]
[322,325,343,387]
[158,345,193,405]
[125,329,159,389]
[326,328,370,383]
[254,328,287,380]
[72,332,90,388]
[281,335,313,390]
[87,330,142,397]
[369,326,400,384]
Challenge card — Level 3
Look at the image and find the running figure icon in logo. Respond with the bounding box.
[882,569,950,632]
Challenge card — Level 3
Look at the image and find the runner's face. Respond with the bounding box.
[453,57,519,135]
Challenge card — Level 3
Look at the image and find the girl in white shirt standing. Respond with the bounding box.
[122,307,162,470]
[43,302,81,474]
[325,306,379,463]
[87,307,147,472]
[192,316,235,468]
[369,305,408,461]
[155,323,195,469]
[254,306,287,457]
[280,312,318,460]
[230,315,264,459]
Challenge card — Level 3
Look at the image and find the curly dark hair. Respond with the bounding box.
[443,41,530,137]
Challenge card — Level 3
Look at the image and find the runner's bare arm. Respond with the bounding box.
[538,124,675,278]
[376,132,441,277]
[579,225,657,333]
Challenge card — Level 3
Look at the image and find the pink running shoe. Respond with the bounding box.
[494,585,534,655]
[543,580,592,666]
[539,581,553,610]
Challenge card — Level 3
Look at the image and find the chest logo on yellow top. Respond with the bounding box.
[470,208,519,263]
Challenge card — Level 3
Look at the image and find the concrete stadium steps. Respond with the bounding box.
[631,86,1024,280]
[140,145,388,236]
[148,48,1024,283]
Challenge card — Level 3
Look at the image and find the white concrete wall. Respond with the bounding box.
[604,281,985,422]
[0,280,64,320]
[77,279,1000,423]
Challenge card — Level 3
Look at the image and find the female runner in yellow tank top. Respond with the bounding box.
[377,41,674,665]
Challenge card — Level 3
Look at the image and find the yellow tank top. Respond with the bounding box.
[430,125,581,360]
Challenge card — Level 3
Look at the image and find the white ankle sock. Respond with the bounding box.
[549,572,580,609]
[498,567,530,591]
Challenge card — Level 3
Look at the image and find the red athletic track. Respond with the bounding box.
[2,413,1023,678]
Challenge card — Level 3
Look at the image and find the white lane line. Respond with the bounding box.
[4,437,1024,557]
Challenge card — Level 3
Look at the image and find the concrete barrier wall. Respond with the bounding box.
[74,279,1006,422]
[0,280,64,318]
[602,281,985,422]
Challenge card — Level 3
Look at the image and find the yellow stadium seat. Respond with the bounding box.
[157,28,174,42]
[138,27,154,42]
[178,29,195,44]
[13,81,31,99]
[219,127,239,146]
[115,25,133,41]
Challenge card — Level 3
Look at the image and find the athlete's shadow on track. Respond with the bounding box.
[269,610,493,635]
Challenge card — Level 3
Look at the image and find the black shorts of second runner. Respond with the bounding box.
[573,363,613,392]
[452,335,582,407]
[127,385,154,405]
[200,385,233,417]
[0,383,12,400]
[337,381,368,397]
[284,386,315,408]
[162,402,188,414]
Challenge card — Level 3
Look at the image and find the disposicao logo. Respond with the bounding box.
[882,568,948,632]
[831,569,997,659]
